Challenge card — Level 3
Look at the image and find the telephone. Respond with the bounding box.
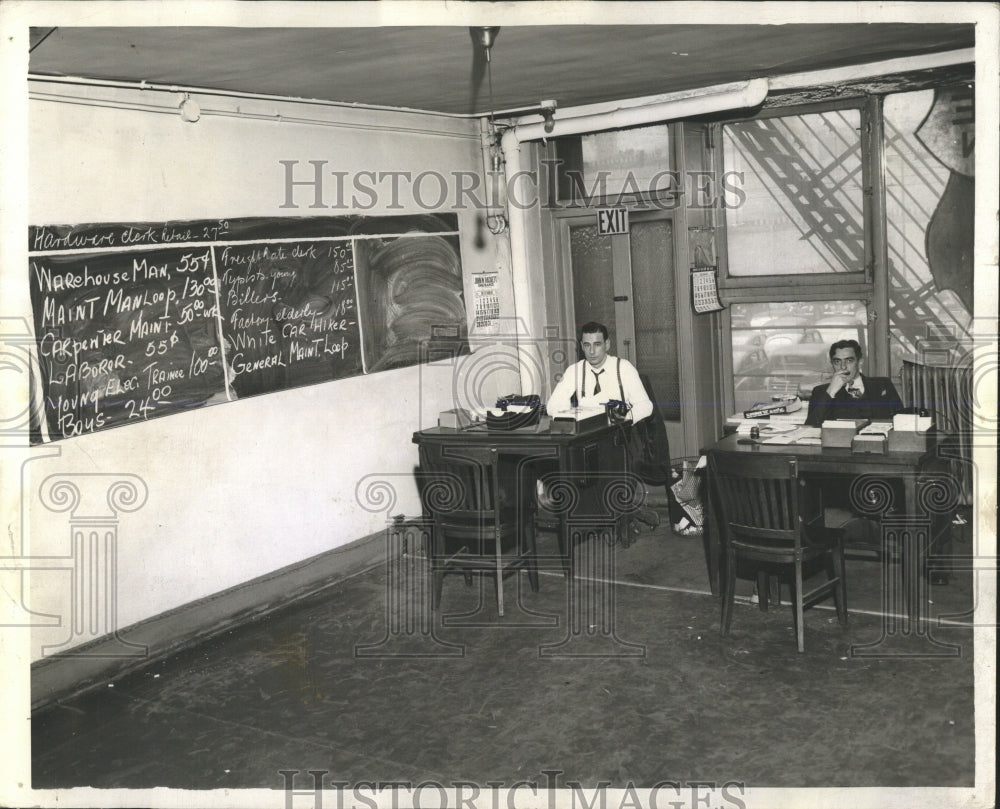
[604,399,632,425]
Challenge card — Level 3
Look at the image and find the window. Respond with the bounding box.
[717,101,876,415]
[731,300,868,411]
[722,109,865,277]
[883,86,975,377]
[553,125,673,204]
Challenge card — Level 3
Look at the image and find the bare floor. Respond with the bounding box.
[31,512,977,792]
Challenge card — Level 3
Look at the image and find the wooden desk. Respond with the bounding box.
[704,433,956,640]
[413,422,629,561]
[413,422,644,653]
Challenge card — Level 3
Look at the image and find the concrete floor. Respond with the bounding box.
[31,511,978,794]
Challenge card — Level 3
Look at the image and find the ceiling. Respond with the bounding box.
[28,24,974,117]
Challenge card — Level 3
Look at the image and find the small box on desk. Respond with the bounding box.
[438,408,472,430]
[852,433,887,454]
[549,410,608,435]
[821,419,869,448]
[887,427,936,453]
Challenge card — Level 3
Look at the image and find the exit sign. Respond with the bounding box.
[597,208,629,236]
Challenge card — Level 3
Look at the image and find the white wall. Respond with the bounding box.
[20,83,519,659]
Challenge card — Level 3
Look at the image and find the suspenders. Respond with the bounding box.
[578,357,625,400]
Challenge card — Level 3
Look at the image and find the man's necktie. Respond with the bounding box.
[847,385,861,399]
[593,369,604,395]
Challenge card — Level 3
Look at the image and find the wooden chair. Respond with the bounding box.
[417,443,539,616]
[708,449,848,652]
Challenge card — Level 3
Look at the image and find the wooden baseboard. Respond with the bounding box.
[31,529,389,710]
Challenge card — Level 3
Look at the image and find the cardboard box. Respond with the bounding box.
[887,427,937,453]
[852,434,887,454]
[821,419,869,448]
[438,408,472,430]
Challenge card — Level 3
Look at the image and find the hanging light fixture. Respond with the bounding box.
[470,26,508,238]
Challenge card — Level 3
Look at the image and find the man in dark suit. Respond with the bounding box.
[805,339,903,427]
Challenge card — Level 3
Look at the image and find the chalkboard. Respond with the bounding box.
[216,240,362,397]
[28,215,465,442]
[29,246,226,439]
[355,233,466,373]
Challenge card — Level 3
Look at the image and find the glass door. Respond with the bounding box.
[559,210,686,453]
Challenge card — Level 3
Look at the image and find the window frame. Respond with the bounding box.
[714,97,875,296]
[712,97,889,414]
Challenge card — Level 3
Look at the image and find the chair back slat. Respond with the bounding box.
[417,444,501,523]
[708,451,800,547]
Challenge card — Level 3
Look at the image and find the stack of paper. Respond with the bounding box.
[760,425,822,445]
[859,421,892,437]
[769,408,810,425]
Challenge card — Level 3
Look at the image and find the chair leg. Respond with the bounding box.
[721,545,737,636]
[431,529,444,610]
[756,570,770,612]
[793,561,805,653]
[494,532,505,618]
[526,520,540,593]
[557,523,571,579]
[832,547,848,626]
[433,570,444,610]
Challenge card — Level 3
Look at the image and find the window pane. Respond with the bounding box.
[555,125,672,203]
[883,86,975,379]
[568,223,617,350]
[629,219,680,421]
[723,110,864,276]
[730,300,867,411]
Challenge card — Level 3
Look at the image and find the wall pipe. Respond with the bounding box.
[513,78,768,142]
[499,78,769,391]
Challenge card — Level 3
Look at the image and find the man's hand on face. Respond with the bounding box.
[826,370,851,397]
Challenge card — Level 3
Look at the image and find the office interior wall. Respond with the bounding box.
[21,84,514,660]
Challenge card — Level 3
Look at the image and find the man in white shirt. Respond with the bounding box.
[546,322,653,423]
[542,322,697,533]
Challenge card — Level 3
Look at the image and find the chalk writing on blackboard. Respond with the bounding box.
[30,247,225,439]
[28,215,466,443]
[216,240,362,396]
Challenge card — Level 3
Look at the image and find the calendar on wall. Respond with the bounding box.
[472,271,501,331]
[691,268,724,314]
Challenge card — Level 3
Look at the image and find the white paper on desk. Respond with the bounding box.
[760,426,822,445]
[551,406,605,421]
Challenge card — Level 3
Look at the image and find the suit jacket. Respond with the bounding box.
[805,373,903,427]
